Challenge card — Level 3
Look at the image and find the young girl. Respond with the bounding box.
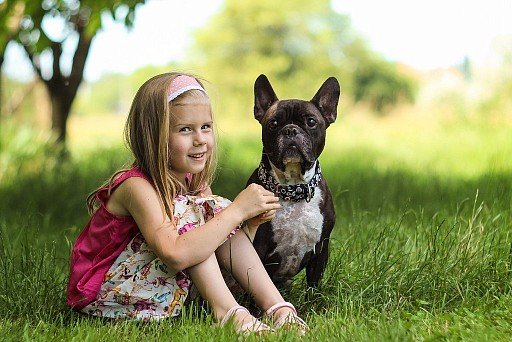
[67,72,307,334]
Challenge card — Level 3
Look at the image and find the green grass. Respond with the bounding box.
[1,115,511,340]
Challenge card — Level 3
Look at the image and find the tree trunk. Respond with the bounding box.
[36,31,92,148]
[50,87,73,144]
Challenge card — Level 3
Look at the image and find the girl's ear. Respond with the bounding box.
[254,74,278,123]
[311,77,340,127]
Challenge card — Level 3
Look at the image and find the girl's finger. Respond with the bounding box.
[263,190,279,198]
[264,209,276,217]
[268,203,281,210]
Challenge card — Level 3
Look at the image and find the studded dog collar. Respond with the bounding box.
[257,160,322,202]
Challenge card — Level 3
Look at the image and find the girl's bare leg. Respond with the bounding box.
[215,230,296,318]
[186,252,261,327]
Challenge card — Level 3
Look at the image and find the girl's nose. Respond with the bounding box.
[194,132,207,146]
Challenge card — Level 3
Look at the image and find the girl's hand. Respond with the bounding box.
[231,183,281,222]
[247,209,277,228]
[243,209,277,241]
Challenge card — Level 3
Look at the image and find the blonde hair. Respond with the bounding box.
[87,72,217,220]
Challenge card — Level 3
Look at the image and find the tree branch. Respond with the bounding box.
[68,28,92,101]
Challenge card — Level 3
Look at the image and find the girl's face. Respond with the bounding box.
[169,102,214,182]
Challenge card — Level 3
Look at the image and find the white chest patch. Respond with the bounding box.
[269,188,324,278]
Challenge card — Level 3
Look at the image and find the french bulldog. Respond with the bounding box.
[247,74,339,288]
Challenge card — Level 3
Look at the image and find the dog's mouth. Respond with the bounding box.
[281,143,315,164]
[277,145,316,180]
[283,145,302,164]
[267,136,316,175]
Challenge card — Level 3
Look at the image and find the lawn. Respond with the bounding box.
[0,111,511,341]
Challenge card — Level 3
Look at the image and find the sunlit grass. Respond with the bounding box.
[67,114,127,153]
[1,105,512,340]
[66,104,512,178]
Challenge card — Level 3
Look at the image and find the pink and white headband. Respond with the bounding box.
[167,75,207,102]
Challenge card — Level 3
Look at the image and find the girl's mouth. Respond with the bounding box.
[188,153,206,160]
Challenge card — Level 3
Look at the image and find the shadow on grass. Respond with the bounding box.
[0,144,511,325]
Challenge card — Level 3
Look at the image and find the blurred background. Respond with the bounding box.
[1,0,511,186]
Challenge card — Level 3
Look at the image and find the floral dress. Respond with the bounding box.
[81,194,238,321]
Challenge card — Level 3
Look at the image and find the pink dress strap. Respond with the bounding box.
[96,167,151,206]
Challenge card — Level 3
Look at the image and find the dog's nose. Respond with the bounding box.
[283,125,299,137]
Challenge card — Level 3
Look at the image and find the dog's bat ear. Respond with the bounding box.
[254,74,278,123]
[311,77,340,127]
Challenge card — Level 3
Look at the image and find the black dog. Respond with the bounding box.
[247,74,339,288]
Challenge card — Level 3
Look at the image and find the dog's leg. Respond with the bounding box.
[305,237,330,288]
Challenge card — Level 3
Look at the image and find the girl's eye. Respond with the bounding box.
[202,124,212,130]
[179,127,191,132]
[268,120,278,130]
[306,118,317,127]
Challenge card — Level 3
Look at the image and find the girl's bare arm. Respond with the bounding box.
[112,177,280,271]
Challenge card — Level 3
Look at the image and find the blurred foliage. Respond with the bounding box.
[0,121,58,183]
[0,1,42,57]
[3,1,512,125]
[477,54,512,120]
[479,78,512,119]
[11,0,144,53]
[74,64,176,116]
[191,0,417,116]
[0,76,38,121]
[1,0,146,145]
[349,41,418,113]
[75,74,132,116]
[0,1,40,116]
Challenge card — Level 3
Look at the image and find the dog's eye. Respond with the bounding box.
[306,118,317,127]
[268,120,278,130]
